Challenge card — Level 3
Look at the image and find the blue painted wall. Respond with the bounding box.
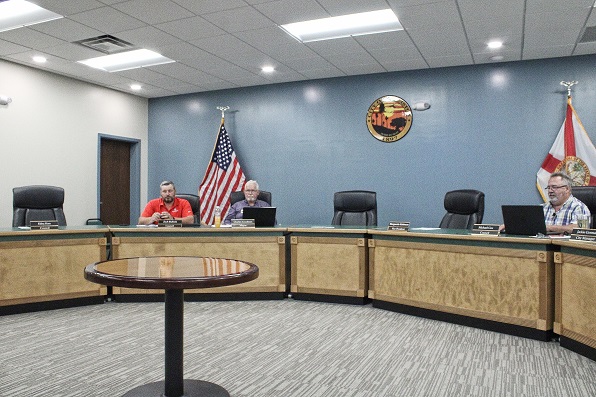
[148,54,596,227]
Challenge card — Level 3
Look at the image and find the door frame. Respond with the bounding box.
[97,134,141,225]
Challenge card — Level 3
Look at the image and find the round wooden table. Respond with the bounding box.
[84,256,259,397]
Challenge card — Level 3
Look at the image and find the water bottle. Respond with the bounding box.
[214,206,221,228]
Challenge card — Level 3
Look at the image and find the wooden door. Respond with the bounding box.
[100,139,131,225]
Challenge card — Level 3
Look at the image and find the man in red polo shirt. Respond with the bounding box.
[138,181,194,225]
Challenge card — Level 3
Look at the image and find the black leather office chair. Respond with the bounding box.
[332,190,377,226]
[572,186,596,228]
[13,185,67,227]
[229,190,272,206]
[176,193,201,223]
[439,189,485,229]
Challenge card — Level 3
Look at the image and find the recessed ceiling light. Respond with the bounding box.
[487,40,503,49]
[78,49,175,72]
[280,9,402,43]
[261,66,275,73]
[32,55,47,63]
[130,84,142,91]
[0,0,63,32]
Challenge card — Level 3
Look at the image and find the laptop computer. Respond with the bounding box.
[501,205,548,235]
[241,206,277,227]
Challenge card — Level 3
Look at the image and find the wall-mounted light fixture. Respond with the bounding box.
[0,96,12,105]
[412,101,430,111]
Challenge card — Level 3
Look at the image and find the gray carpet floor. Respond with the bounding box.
[0,299,595,397]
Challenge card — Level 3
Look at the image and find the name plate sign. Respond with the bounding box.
[158,219,182,228]
[472,224,501,235]
[30,220,59,230]
[571,228,596,242]
[232,219,255,228]
[388,221,410,231]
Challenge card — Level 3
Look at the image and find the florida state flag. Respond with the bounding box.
[537,98,596,201]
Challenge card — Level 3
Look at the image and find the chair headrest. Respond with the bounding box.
[334,190,377,212]
[13,185,65,209]
[443,189,484,215]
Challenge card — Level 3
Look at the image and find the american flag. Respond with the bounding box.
[199,119,246,224]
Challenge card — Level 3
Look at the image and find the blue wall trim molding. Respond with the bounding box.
[148,55,596,227]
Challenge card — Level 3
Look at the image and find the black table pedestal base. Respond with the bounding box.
[122,379,230,397]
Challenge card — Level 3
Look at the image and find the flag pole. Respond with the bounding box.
[559,81,578,175]
[214,106,229,206]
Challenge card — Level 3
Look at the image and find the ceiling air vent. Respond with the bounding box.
[579,26,596,43]
[74,35,136,54]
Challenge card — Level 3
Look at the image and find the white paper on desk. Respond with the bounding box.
[414,227,441,230]
[136,224,158,228]
[18,226,31,230]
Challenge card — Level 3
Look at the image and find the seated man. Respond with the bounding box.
[138,180,194,225]
[224,180,269,225]
[543,172,590,234]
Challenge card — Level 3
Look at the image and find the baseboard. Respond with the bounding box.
[373,300,553,341]
[291,293,369,305]
[0,296,105,316]
[560,336,596,362]
[113,292,285,303]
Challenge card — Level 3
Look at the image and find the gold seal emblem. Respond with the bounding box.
[555,156,591,185]
[366,96,412,142]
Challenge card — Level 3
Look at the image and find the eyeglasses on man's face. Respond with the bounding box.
[245,189,258,193]
[544,185,567,191]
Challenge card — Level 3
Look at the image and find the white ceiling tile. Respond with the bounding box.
[426,53,474,68]
[574,42,596,55]
[339,63,386,76]
[316,0,393,15]
[115,26,181,49]
[69,7,147,33]
[391,2,462,30]
[171,0,249,15]
[523,45,575,60]
[252,0,328,25]
[0,28,67,49]
[202,6,276,33]
[457,0,525,20]
[234,27,318,60]
[0,40,30,56]
[42,42,105,61]
[381,58,430,72]
[32,0,106,15]
[28,18,104,42]
[353,30,415,50]
[155,16,226,41]
[112,0,195,24]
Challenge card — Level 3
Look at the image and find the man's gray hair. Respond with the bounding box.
[550,172,572,187]
[160,180,175,189]
[245,180,259,190]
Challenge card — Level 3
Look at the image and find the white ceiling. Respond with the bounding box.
[2,0,596,98]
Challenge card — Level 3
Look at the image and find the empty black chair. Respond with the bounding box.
[13,185,67,227]
[572,186,596,228]
[332,190,377,226]
[230,190,272,206]
[439,189,485,229]
[176,193,201,223]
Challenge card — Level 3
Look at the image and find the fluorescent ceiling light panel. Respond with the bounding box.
[0,0,63,32]
[280,9,402,42]
[78,49,175,72]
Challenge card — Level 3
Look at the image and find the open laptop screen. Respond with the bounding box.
[501,205,547,235]
[241,206,277,227]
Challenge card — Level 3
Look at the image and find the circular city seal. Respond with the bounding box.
[366,96,413,142]
[555,156,591,185]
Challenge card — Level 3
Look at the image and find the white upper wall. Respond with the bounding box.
[0,60,148,227]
